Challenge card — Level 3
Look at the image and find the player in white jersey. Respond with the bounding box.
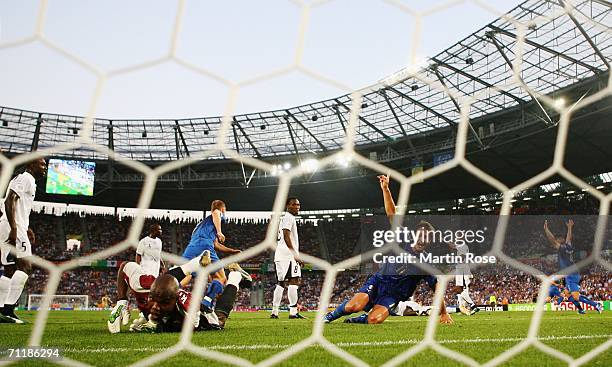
[271,197,305,319]
[391,297,462,317]
[136,224,165,277]
[449,242,479,315]
[0,158,47,323]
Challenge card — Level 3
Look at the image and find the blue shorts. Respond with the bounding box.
[182,240,219,262]
[358,274,398,311]
[565,274,581,293]
[358,273,431,311]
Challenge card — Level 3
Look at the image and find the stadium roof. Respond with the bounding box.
[0,0,610,161]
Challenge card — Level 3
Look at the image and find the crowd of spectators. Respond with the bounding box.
[15,193,611,310]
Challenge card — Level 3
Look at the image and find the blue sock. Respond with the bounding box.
[327,300,350,321]
[346,313,369,323]
[202,280,224,307]
[569,296,583,311]
[579,295,599,308]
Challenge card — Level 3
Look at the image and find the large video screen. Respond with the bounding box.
[46,159,96,196]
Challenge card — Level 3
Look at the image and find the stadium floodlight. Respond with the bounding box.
[336,153,352,168]
[283,162,291,170]
[553,97,566,108]
[301,158,319,172]
[270,164,283,177]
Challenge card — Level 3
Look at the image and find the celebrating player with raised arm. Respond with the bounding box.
[0,158,47,324]
[544,219,602,314]
[324,175,453,325]
[271,197,305,319]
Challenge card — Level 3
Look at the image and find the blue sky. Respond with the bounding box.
[0,0,524,119]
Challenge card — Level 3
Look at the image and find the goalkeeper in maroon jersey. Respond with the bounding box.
[137,262,252,333]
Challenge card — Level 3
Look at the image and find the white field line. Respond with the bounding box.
[58,334,612,353]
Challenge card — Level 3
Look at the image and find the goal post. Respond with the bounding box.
[27,294,89,311]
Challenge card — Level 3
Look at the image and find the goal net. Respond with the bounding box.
[0,0,610,366]
[27,294,89,311]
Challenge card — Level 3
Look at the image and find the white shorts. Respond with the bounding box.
[123,262,154,293]
[274,259,301,282]
[455,273,472,287]
[0,228,32,265]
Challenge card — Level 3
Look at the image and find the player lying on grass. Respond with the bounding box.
[108,250,213,333]
[138,262,252,333]
[544,219,602,314]
[324,175,453,325]
[390,298,463,317]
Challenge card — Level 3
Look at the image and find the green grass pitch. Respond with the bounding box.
[0,311,610,366]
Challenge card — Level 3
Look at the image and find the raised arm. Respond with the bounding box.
[544,220,560,249]
[378,175,396,218]
[565,219,574,245]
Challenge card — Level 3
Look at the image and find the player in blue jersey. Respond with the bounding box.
[546,280,566,306]
[324,175,453,325]
[544,219,602,314]
[182,200,241,312]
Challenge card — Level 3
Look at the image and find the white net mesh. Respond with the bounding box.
[0,0,610,366]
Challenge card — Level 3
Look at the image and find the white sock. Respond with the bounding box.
[272,285,284,315]
[0,276,10,307]
[288,284,298,316]
[6,270,28,305]
[116,299,128,308]
[180,256,205,274]
[461,288,474,306]
[227,271,242,289]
